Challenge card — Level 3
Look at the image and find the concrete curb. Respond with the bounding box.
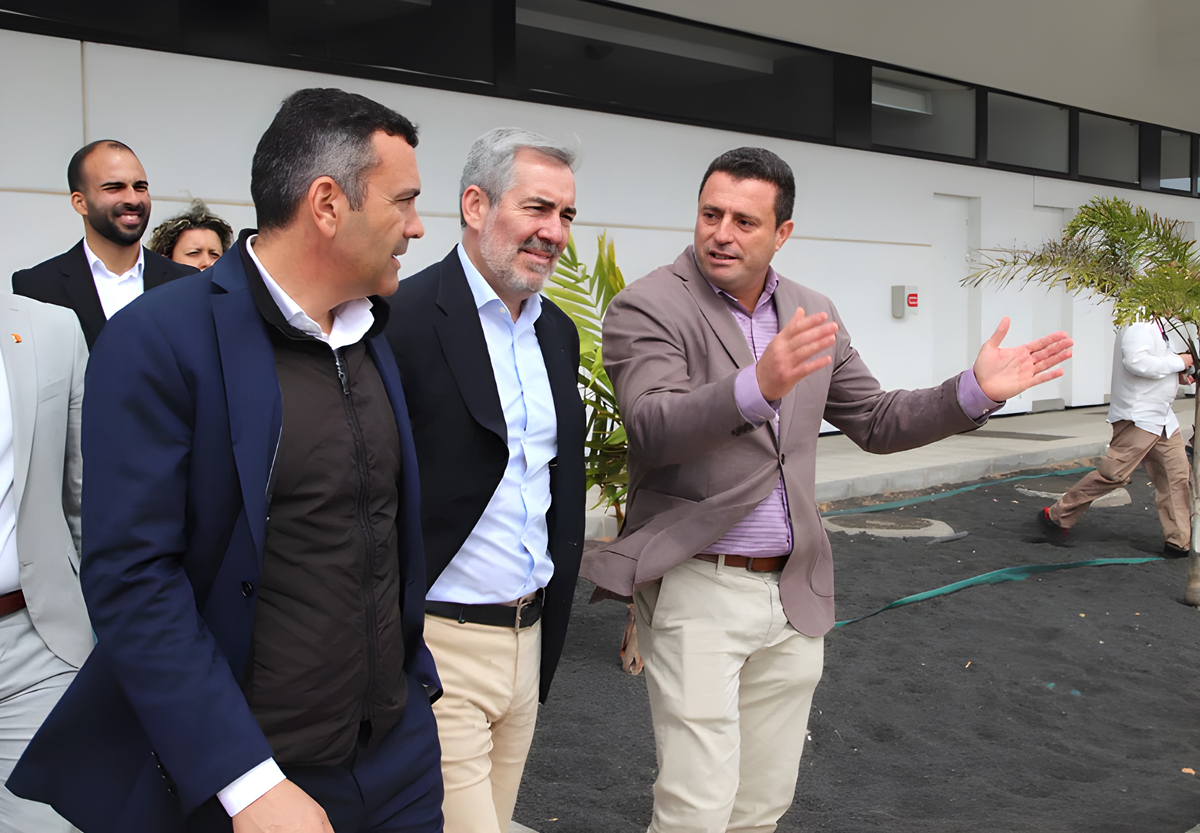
[813,442,1107,503]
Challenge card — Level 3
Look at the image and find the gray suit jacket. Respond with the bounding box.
[581,247,984,637]
[1,293,91,667]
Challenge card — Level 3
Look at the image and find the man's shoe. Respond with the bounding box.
[1164,543,1190,559]
[1037,507,1069,543]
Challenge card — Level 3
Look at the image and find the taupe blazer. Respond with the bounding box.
[581,247,983,637]
[0,293,91,667]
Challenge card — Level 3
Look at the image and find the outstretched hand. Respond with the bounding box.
[973,317,1073,402]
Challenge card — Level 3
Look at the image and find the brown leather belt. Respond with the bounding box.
[0,589,26,617]
[695,553,789,572]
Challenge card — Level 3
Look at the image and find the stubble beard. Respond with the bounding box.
[479,220,560,296]
[87,200,148,247]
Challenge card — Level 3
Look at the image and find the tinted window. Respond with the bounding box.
[515,0,834,140]
[987,93,1068,172]
[267,0,493,84]
[871,67,974,158]
[1078,112,1138,183]
[1161,130,1192,192]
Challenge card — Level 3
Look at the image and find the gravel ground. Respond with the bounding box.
[515,470,1200,833]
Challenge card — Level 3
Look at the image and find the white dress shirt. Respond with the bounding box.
[1108,321,1186,437]
[82,239,144,319]
[216,236,378,817]
[0,350,18,597]
[426,244,558,605]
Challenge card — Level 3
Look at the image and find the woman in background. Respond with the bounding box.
[147,199,233,271]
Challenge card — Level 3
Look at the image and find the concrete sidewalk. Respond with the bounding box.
[814,398,1196,503]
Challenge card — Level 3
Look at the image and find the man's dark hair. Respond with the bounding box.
[251,88,419,231]
[67,139,135,193]
[699,147,795,228]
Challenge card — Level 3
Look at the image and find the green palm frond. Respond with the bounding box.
[965,196,1200,355]
[544,233,629,522]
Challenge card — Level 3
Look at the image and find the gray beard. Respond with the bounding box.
[478,227,558,296]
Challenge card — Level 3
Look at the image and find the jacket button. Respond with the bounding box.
[241,582,254,597]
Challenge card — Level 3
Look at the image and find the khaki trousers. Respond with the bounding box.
[1049,421,1192,549]
[633,558,824,833]
[423,613,540,833]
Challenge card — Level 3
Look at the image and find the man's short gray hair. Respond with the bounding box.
[459,127,576,227]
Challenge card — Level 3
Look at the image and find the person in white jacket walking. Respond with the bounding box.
[1040,319,1194,555]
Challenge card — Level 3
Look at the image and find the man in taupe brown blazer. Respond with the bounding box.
[582,147,1074,833]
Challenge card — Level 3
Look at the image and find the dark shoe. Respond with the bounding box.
[1038,507,1070,544]
[1164,543,1190,559]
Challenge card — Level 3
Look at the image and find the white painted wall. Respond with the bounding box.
[3,29,1200,413]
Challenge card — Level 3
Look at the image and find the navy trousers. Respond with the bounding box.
[282,682,443,833]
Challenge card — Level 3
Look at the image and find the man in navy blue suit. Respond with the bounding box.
[7,88,443,833]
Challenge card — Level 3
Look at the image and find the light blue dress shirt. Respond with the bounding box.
[426,245,558,605]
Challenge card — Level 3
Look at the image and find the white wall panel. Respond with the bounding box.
[0,191,87,292]
[4,31,1200,416]
[0,31,82,190]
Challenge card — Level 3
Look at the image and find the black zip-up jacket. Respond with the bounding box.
[241,246,407,766]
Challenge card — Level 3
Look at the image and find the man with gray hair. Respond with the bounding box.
[386,127,585,833]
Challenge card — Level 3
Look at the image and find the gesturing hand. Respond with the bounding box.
[232,780,334,833]
[973,317,1073,402]
[755,307,839,402]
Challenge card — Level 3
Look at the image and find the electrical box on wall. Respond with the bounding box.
[891,285,919,319]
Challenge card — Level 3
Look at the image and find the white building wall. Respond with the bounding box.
[3,30,1200,413]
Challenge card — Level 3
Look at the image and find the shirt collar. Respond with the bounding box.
[700,260,780,314]
[245,234,376,350]
[82,238,144,282]
[456,243,543,325]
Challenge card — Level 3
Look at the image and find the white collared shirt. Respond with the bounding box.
[0,350,17,597]
[82,239,144,319]
[425,244,557,605]
[217,235,381,818]
[1108,321,1186,436]
[244,235,375,350]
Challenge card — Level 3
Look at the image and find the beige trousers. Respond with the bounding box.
[633,558,824,833]
[423,613,541,833]
[1049,421,1192,549]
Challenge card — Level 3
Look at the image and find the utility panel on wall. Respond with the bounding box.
[891,285,919,319]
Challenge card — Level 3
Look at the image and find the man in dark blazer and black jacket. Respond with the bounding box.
[386,127,585,833]
[12,139,194,349]
[8,89,443,833]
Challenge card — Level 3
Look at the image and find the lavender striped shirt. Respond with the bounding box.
[705,267,793,557]
[703,268,1004,559]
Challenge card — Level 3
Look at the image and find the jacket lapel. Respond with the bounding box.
[209,251,282,558]
[675,248,755,369]
[0,303,36,509]
[61,242,107,340]
[771,279,801,448]
[142,247,175,290]
[432,251,507,442]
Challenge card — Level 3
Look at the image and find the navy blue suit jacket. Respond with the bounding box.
[7,245,439,832]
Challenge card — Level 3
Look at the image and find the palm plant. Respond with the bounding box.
[544,233,629,523]
[965,195,1200,600]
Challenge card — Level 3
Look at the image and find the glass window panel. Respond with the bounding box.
[1161,130,1192,191]
[0,0,180,44]
[987,93,1068,172]
[267,0,493,84]
[1078,112,1138,183]
[515,0,833,140]
[871,67,974,158]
